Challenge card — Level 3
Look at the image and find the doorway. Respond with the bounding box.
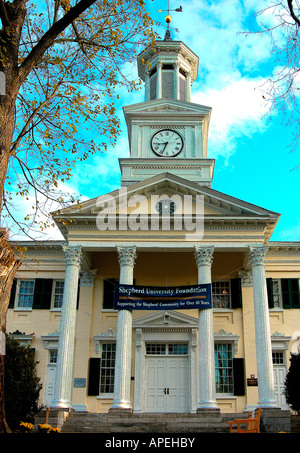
[145,343,189,412]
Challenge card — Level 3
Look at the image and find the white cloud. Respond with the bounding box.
[193,76,271,160]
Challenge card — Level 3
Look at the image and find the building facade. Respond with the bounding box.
[7,35,300,416]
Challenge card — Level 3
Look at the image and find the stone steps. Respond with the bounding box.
[61,412,230,433]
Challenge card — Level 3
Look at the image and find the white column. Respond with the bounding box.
[194,246,219,411]
[186,71,192,102]
[174,61,180,99]
[145,71,150,102]
[157,61,162,99]
[51,245,82,409]
[110,246,137,411]
[249,246,277,408]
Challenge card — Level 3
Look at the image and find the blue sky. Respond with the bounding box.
[12,0,300,242]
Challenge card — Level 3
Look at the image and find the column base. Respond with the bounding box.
[109,407,133,415]
[50,399,72,409]
[109,399,133,413]
[196,407,220,417]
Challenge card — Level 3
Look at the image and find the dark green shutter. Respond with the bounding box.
[76,280,80,309]
[231,278,242,308]
[88,358,101,396]
[266,278,274,309]
[8,279,17,308]
[32,279,53,309]
[103,279,118,309]
[282,279,300,309]
[233,358,245,396]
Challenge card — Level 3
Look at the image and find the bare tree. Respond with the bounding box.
[245,0,300,154]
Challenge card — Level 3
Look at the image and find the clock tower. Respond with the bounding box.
[119,29,215,187]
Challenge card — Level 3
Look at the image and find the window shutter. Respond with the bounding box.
[8,279,17,308]
[231,278,242,308]
[32,279,53,309]
[88,358,101,396]
[76,279,80,309]
[281,278,300,309]
[103,279,118,309]
[233,358,245,396]
[266,278,274,309]
[179,74,186,100]
[150,74,157,100]
[162,70,174,98]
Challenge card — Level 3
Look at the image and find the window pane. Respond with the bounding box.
[212,281,230,309]
[272,352,284,365]
[168,344,188,355]
[54,281,64,308]
[49,350,58,364]
[146,344,166,355]
[100,344,116,394]
[214,343,233,394]
[18,280,35,308]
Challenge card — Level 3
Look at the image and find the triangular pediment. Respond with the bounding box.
[52,172,280,241]
[123,98,211,117]
[54,172,280,219]
[132,310,198,329]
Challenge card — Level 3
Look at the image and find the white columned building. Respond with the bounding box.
[249,246,277,408]
[51,245,82,409]
[41,27,291,421]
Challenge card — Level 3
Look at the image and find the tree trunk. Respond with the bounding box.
[0,230,21,433]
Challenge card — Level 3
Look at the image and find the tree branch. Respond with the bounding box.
[287,0,300,27]
[18,0,97,84]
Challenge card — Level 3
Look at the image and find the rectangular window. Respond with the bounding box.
[146,344,166,355]
[145,343,188,355]
[215,343,233,394]
[53,281,64,309]
[49,349,58,364]
[272,352,284,365]
[281,278,300,308]
[212,281,230,309]
[100,344,116,394]
[17,280,35,308]
[168,344,188,355]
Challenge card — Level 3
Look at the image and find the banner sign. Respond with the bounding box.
[114,284,212,311]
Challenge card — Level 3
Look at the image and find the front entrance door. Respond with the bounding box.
[145,343,189,412]
[273,351,289,410]
[44,349,57,407]
[273,365,289,410]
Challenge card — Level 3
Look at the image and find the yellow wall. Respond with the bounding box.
[6,248,300,413]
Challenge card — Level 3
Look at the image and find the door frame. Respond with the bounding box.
[133,311,199,413]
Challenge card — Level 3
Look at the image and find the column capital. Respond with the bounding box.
[238,270,253,287]
[80,269,96,287]
[63,245,82,266]
[249,246,269,266]
[194,246,214,268]
[117,246,137,267]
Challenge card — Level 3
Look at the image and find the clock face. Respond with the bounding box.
[151,129,184,157]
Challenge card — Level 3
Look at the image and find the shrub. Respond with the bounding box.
[4,336,42,430]
[284,353,300,415]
